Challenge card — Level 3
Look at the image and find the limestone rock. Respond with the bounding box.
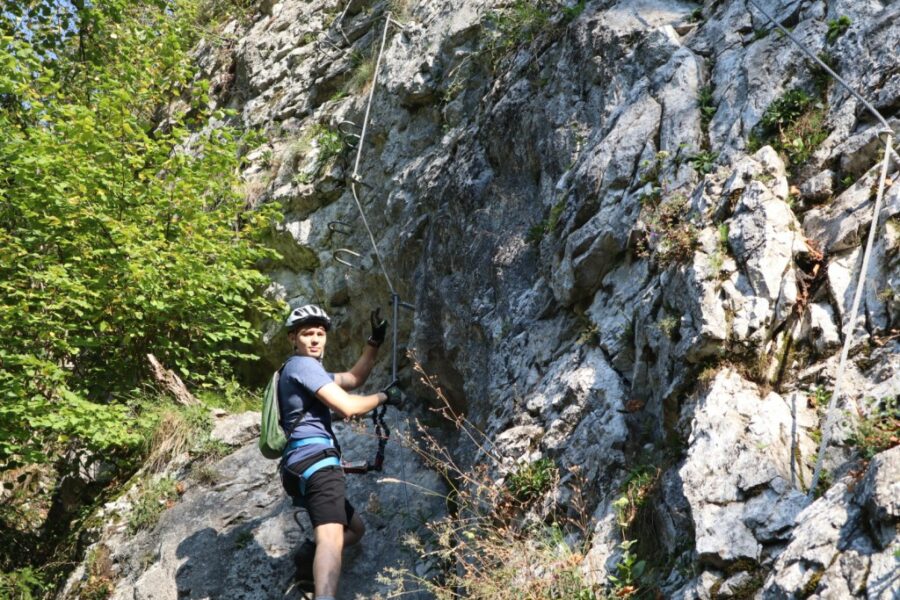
[761,446,900,599]
[678,369,816,567]
[210,412,261,447]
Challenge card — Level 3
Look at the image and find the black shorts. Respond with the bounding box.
[281,450,355,528]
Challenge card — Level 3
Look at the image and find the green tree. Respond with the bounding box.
[0,0,279,471]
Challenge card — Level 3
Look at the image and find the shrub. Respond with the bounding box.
[750,88,828,171]
[0,0,281,472]
[0,567,47,600]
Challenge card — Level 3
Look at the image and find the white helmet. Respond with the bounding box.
[284,304,332,331]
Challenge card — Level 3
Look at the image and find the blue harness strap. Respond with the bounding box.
[283,437,340,496]
[284,436,334,452]
[299,456,341,495]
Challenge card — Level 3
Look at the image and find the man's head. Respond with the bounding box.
[285,304,332,358]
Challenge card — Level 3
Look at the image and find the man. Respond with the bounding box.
[278,304,401,600]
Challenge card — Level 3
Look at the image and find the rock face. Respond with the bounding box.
[61,415,444,600]
[66,0,900,597]
[761,446,900,600]
[679,370,817,568]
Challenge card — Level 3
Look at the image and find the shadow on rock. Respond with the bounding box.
[175,520,305,600]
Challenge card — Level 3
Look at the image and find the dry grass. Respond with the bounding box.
[144,407,209,473]
[378,353,603,599]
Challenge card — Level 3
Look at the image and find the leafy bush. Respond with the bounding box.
[0,567,47,600]
[759,89,814,131]
[0,0,280,471]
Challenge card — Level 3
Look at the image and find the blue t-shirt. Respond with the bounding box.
[278,355,336,467]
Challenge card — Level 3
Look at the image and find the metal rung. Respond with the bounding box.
[338,120,361,140]
[314,37,343,55]
[387,16,407,29]
[333,248,365,270]
[328,221,354,236]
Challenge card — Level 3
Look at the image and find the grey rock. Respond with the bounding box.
[803,166,900,254]
[800,169,836,203]
[210,412,261,447]
[857,446,900,549]
[717,570,761,598]
[63,421,444,600]
[800,302,841,355]
[679,369,817,566]
[761,447,900,599]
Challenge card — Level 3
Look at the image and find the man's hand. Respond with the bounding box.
[368,308,388,348]
[381,380,403,407]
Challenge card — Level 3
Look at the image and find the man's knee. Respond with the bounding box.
[315,522,345,549]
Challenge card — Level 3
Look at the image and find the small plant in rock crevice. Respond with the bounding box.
[848,396,899,461]
[506,457,558,505]
[345,49,376,93]
[293,124,347,184]
[688,150,718,175]
[826,16,851,44]
[657,315,680,340]
[635,193,699,268]
[749,88,829,173]
[527,198,567,245]
[707,222,730,278]
[482,0,579,73]
[698,85,716,130]
[608,458,668,598]
[72,544,114,600]
[128,476,180,534]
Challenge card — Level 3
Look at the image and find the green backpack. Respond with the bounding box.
[259,368,287,459]
[259,365,307,460]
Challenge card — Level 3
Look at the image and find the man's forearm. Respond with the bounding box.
[343,345,379,390]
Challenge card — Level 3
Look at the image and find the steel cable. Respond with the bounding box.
[745,0,898,501]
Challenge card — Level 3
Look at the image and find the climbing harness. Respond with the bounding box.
[746,0,898,501]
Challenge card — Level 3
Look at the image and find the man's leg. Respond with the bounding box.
[344,512,365,547]
[313,522,344,598]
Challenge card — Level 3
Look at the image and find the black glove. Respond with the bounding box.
[381,380,403,407]
[368,308,387,348]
